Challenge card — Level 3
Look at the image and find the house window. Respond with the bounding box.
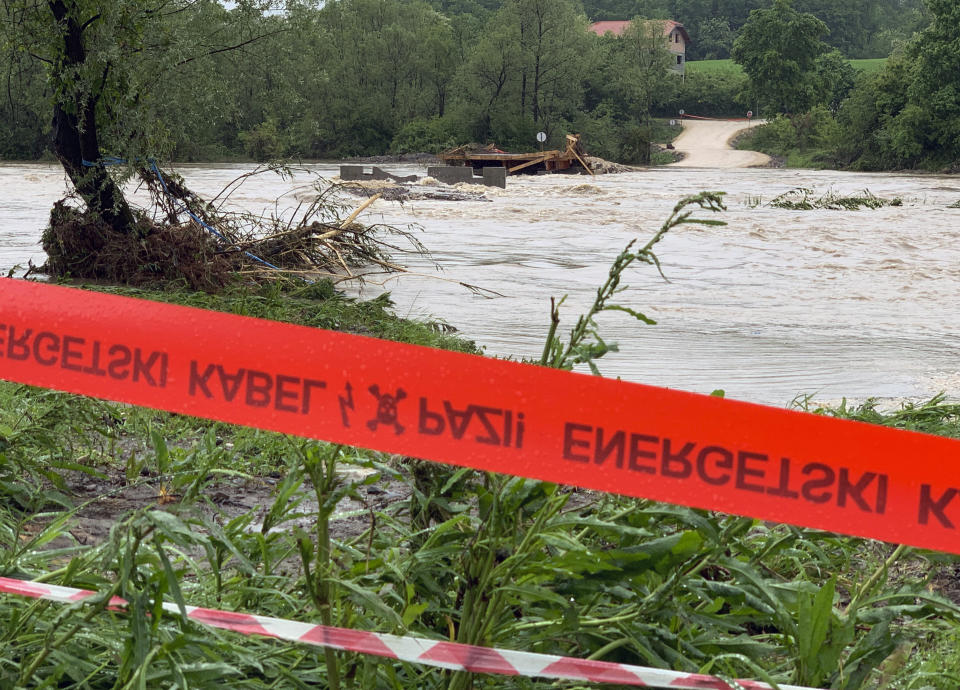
[677,55,683,65]
[674,32,679,43]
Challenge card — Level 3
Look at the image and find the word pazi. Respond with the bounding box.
[419,398,526,448]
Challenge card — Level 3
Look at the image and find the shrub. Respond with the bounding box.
[744,115,798,154]
[390,116,460,154]
[668,68,750,118]
[239,119,287,161]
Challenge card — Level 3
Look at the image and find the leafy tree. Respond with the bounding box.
[580,16,677,162]
[513,0,592,127]
[693,17,734,60]
[713,0,768,30]
[582,0,644,20]
[793,0,870,57]
[456,11,524,141]
[832,0,958,170]
[0,46,48,158]
[301,0,455,156]
[424,0,499,18]
[732,0,828,114]
[865,0,928,57]
[630,0,670,21]
[672,65,748,116]
[456,0,591,146]
[900,0,960,164]
[0,0,283,231]
[614,17,677,126]
[812,49,856,114]
[834,51,913,169]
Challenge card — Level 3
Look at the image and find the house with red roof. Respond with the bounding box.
[589,20,690,75]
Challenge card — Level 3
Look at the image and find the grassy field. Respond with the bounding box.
[688,58,888,74]
[850,57,887,72]
[686,59,743,76]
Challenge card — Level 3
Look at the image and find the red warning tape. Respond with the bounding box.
[1,279,960,554]
[0,575,816,689]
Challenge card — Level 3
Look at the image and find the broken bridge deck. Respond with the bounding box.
[440,135,594,176]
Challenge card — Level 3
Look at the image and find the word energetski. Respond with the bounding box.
[0,325,168,387]
[563,422,888,514]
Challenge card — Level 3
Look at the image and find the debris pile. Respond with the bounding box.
[768,187,903,210]
[41,164,422,290]
[583,156,636,174]
[340,182,492,203]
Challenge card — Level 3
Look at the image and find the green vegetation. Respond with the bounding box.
[0,0,938,179]
[0,0,683,175]
[735,108,843,168]
[732,0,829,115]
[3,199,960,687]
[732,0,959,171]
[758,187,903,210]
[689,58,885,77]
[686,59,744,76]
[849,58,887,73]
[582,0,928,60]
[681,61,752,118]
[2,0,959,683]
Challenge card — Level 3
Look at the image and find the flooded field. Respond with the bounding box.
[3,162,959,407]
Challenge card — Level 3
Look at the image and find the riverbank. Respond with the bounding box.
[733,116,960,174]
[3,272,960,687]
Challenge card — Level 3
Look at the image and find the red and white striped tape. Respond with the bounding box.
[0,575,813,689]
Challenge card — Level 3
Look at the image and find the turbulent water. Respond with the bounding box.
[4,162,959,407]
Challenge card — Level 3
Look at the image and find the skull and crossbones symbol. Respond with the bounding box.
[367,384,406,434]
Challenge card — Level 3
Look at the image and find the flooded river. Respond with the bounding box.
[3,162,959,407]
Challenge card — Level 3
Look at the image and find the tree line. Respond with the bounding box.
[582,0,928,60]
[0,0,944,170]
[0,0,703,165]
[733,0,959,170]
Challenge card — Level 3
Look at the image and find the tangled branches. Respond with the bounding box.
[41,164,426,291]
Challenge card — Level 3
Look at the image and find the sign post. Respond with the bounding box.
[536,131,546,152]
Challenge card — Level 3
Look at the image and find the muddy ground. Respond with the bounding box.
[22,456,960,611]
[20,454,414,552]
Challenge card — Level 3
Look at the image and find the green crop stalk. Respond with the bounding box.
[540,191,727,373]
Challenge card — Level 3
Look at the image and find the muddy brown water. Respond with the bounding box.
[4,162,959,408]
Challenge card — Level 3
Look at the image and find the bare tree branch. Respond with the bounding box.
[175,26,289,67]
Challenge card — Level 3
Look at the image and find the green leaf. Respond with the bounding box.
[603,304,657,324]
[401,601,428,626]
[156,542,187,619]
[150,429,169,475]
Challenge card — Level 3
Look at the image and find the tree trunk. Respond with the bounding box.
[48,0,135,233]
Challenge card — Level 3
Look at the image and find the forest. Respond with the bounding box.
[0,0,952,170]
[735,0,959,171]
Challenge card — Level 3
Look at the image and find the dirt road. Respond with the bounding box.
[669,119,771,168]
